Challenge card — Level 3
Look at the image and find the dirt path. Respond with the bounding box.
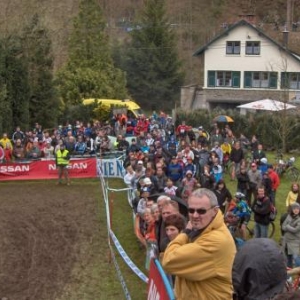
[0,180,121,300]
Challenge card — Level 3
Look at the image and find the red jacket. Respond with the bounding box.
[268,169,280,190]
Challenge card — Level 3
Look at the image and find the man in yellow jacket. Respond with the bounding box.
[162,188,236,300]
[55,143,71,185]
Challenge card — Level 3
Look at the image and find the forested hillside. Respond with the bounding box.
[0,0,299,79]
[0,0,299,132]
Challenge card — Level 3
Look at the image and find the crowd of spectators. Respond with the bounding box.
[120,116,300,299]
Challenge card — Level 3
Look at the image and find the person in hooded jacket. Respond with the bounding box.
[232,238,287,300]
[281,202,300,268]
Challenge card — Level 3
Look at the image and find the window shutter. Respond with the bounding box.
[208,71,215,87]
[244,71,252,88]
[269,72,278,89]
[232,71,240,88]
[280,72,289,89]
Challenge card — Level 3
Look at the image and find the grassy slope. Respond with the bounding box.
[89,152,297,300]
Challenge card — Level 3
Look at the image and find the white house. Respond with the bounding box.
[181,19,300,110]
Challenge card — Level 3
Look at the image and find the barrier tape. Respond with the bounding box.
[110,229,149,284]
[109,243,132,300]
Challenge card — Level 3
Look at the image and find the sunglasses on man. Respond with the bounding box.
[188,206,218,215]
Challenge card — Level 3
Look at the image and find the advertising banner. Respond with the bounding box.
[97,158,125,178]
[147,259,175,300]
[0,158,97,181]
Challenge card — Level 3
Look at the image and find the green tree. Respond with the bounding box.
[122,0,184,111]
[56,0,127,107]
[21,14,59,129]
[0,38,30,133]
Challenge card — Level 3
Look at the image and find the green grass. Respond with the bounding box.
[225,151,300,242]
[51,151,300,299]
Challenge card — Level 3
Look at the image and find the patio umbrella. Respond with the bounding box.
[237,99,296,111]
[213,115,234,123]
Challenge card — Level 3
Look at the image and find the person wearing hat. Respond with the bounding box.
[55,143,71,185]
[282,202,300,268]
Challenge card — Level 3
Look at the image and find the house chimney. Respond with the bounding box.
[282,27,289,48]
[238,13,256,25]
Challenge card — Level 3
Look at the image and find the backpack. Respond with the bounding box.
[269,202,277,221]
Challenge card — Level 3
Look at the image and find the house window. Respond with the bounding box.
[281,72,300,89]
[246,41,260,55]
[244,71,277,88]
[208,71,240,88]
[226,41,240,54]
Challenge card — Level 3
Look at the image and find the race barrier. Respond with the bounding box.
[98,159,175,300]
[0,157,126,181]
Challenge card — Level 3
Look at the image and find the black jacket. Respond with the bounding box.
[233,238,286,300]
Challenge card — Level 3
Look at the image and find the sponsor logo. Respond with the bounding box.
[0,165,30,173]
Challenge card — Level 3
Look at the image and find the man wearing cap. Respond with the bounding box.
[55,143,71,185]
[247,162,262,206]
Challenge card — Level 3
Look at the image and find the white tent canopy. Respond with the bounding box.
[237,99,296,111]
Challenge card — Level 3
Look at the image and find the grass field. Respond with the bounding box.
[0,151,298,300]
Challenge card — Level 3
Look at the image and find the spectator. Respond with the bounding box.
[183,157,195,177]
[197,129,208,147]
[100,135,112,153]
[166,156,183,185]
[247,162,262,206]
[116,135,130,152]
[229,141,244,181]
[211,142,223,164]
[74,135,87,155]
[213,179,232,214]
[43,141,55,159]
[281,202,300,268]
[250,134,259,152]
[210,128,223,147]
[252,186,271,238]
[232,238,286,300]
[12,139,26,161]
[85,135,95,155]
[181,170,200,202]
[199,164,215,190]
[176,120,189,141]
[2,141,12,162]
[162,188,236,300]
[27,140,42,159]
[12,126,25,143]
[262,171,273,198]
[0,133,13,149]
[268,164,280,205]
[236,166,250,198]
[286,183,300,208]
[128,138,140,152]
[153,167,168,193]
[64,135,76,155]
[253,143,266,166]
[164,178,178,196]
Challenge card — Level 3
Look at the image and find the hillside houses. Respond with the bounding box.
[181,19,300,110]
